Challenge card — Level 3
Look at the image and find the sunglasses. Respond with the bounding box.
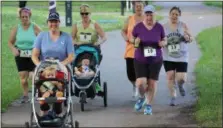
[80,13,89,16]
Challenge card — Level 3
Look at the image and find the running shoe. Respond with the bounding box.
[144,104,152,115]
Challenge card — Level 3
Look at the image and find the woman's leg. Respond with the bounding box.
[163,61,177,106]
[176,72,187,96]
[126,58,137,98]
[144,61,162,115]
[175,62,188,96]
[53,103,63,115]
[134,77,147,111]
[133,60,148,111]
[18,71,29,103]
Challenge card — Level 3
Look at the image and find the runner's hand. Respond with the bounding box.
[129,38,135,44]
[135,37,141,44]
[12,47,19,56]
[158,40,166,47]
[184,30,191,42]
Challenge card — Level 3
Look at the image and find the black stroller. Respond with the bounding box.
[72,44,107,111]
[25,59,79,128]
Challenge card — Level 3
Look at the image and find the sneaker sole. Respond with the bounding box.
[144,112,152,115]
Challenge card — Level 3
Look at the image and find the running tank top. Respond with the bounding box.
[15,22,36,50]
[124,15,136,58]
[163,21,189,62]
[75,20,98,45]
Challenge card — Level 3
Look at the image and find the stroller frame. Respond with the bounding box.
[73,44,108,111]
[24,59,79,128]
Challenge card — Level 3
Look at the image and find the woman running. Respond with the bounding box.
[132,5,166,115]
[162,6,193,106]
[121,1,144,99]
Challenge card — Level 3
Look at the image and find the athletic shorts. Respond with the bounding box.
[125,58,136,82]
[15,56,36,72]
[163,61,188,72]
[134,59,163,80]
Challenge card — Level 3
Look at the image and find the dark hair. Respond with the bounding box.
[169,6,181,16]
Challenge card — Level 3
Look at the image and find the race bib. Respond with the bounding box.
[168,44,180,53]
[80,33,92,42]
[20,50,32,58]
[144,47,156,57]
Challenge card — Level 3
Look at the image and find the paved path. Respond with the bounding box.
[2,2,222,127]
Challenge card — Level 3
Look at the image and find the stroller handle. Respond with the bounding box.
[74,44,101,51]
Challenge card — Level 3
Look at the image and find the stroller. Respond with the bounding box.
[25,58,79,128]
[72,44,107,111]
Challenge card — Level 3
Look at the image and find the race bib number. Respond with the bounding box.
[144,47,156,57]
[80,33,92,42]
[20,50,32,58]
[168,44,180,53]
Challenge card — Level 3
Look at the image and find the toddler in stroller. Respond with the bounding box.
[72,44,107,111]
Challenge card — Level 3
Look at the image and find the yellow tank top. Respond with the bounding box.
[75,20,99,45]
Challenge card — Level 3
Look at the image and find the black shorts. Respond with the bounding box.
[134,59,163,80]
[125,58,136,82]
[15,56,36,72]
[163,61,188,72]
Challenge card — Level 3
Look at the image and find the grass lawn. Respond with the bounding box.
[195,26,222,127]
[203,1,222,8]
[2,1,162,12]
[1,6,163,112]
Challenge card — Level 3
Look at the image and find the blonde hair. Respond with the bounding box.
[42,65,57,77]
[80,4,91,13]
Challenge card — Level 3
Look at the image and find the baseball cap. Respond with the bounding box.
[47,12,60,21]
[144,5,155,13]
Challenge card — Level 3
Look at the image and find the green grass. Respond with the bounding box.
[195,26,222,127]
[1,6,163,112]
[2,1,162,12]
[203,1,222,8]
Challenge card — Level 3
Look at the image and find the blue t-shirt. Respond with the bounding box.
[34,31,74,62]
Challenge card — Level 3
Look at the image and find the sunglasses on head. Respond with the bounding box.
[80,13,89,16]
[21,7,30,11]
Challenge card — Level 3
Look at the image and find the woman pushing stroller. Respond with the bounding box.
[32,11,74,117]
[71,4,107,92]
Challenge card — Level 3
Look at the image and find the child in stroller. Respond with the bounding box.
[39,65,64,116]
[72,44,107,111]
[74,55,95,79]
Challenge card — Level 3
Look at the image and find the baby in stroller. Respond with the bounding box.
[38,65,64,119]
[39,65,64,106]
[74,55,95,79]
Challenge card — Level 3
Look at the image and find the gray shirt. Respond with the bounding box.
[162,21,189,62]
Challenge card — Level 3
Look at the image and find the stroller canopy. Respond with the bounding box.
[74,45,100,65]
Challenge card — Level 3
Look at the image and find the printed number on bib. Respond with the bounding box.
[144,47,156,57]
[80,33,92,42]
[20,50,32,58]
[168,44,180,53]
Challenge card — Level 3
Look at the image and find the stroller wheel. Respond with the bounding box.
[75,121,79,128]
[103,82,107,107]
[25,122,29,128]
[81,102,85,111]
[80,92,86,111]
